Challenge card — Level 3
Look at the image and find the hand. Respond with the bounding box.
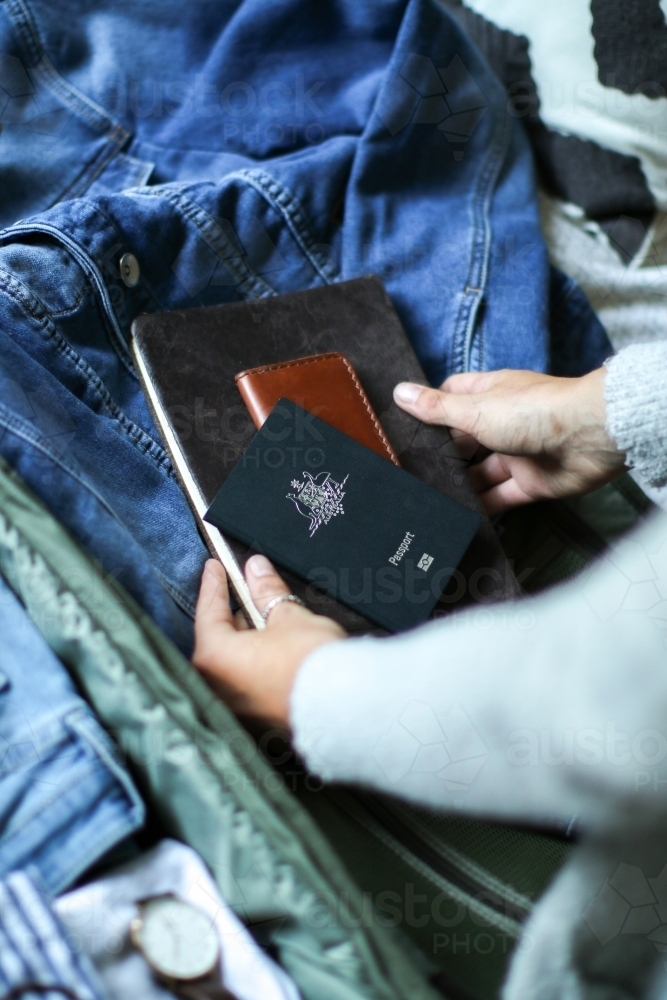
[192,555,346,726]
[393,367,626,515]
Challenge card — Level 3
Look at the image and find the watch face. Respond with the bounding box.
[132,896,220,981]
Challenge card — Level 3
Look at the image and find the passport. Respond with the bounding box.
[205,400,481,633]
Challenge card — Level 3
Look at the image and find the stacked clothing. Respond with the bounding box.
[0,1,626,998]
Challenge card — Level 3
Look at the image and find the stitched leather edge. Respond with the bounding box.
[235,354,398,462]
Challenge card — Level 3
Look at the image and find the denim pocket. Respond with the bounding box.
[0,705,145,894]
[0,238,88,315]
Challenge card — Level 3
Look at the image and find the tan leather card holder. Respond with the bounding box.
[235,352,399,464]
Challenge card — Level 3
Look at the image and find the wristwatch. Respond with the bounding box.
[130,894,234,999]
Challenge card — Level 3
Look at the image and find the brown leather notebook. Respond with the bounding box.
[235,352,400,465]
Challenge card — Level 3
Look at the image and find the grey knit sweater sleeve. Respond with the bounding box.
[291,510,667,833]
[290,348,667,1000]
[291,341,667,833]
[605,340,667,487]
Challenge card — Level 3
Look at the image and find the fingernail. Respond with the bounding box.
[246,553,273,577]
[394,382,422,404]
[203,559,222,580]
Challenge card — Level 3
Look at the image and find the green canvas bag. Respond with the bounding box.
[0,458,646,998]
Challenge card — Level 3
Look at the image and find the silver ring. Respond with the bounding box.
[261,593,306,623]
[262,594,306,621]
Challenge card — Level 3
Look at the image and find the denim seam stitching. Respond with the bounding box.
[2,0,41,64]
[451,112,510,374]
[66,711,145,824]
[0,706,136,842]
[5,204,164,346]
[462,114,508,369]
[0,271,175,477]
[138,172,338,286]
[131,187,275,299]
[0,383,170,488]
[0,275,171,470]
[62,198,166,316]
[156,571,197,619]
[52,810,141,896]
[232,168,340,283]
[29,279,87,319]
[4,0,128,138]
[453,116,507,372]
[6,221,137,377]
[0,704,86,784]
[0,767,142,896]
[31,55,127,136]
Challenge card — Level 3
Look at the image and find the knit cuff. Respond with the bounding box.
[604,341,667,488]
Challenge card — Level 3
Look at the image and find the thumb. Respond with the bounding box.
[393,382,481,436]
[194,560,235,664]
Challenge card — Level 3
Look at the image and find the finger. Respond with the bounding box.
[479,478,534,516]
[468,452,512,493]
[393,382,482,436]
[245,554,308,625]
[193,560,235,663]
[195,560,234,629]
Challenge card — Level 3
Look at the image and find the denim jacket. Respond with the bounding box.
[0,0,612,651]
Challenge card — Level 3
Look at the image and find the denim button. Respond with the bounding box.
[119,253,140,287]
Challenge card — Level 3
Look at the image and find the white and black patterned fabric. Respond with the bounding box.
[442,0,667,261]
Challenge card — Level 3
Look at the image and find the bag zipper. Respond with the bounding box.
[327,788,528,937]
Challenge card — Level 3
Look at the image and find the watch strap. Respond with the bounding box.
[172,976,237,1000]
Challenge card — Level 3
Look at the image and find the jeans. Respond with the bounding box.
[0,0,612,652]
[0,576,144,894]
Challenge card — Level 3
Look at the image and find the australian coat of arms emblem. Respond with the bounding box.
[287,471,348,537]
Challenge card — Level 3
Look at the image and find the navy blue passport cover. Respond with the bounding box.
[204,400,481,633]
